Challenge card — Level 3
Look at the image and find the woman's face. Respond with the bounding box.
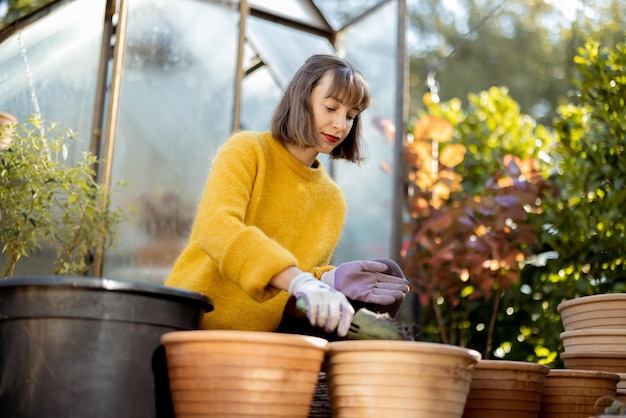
[310,72,359,155]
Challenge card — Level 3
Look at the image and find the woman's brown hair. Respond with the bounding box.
[270,54,371,163]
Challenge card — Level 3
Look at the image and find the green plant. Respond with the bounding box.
[404,115,548,358]
[402,40,626,366]
[534,40,626,293]
[402,87,554,361]
[512,40,626,367]
[0,115,128,277]
[421,86,553,193]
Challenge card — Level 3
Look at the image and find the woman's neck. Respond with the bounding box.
[285,143,319,167]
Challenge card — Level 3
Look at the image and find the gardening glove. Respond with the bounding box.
[321,258,409,317]
[321,259,409,304]
[288,272,355,337]
[367,258,409,317]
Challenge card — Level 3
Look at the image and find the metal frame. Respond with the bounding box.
[0,0,408,277]
[92,0,129,275]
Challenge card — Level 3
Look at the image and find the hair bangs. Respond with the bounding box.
[325,67,371,112]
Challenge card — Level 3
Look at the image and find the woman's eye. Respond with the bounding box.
[325,106,335,112]
[347,114,356,121]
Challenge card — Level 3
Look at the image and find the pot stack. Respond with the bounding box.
[558,294,626,373]
[462,360,550,418]
[540,294,626,417]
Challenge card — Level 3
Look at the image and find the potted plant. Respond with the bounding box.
[0,115,214,418]
[0,115,126,277]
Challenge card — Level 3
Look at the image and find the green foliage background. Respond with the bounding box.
[408,0,625,125]
[408,40,626,366]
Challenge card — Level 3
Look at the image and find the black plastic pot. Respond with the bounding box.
[0,276,213,418]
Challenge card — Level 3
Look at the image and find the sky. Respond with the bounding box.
[545,0,582,21]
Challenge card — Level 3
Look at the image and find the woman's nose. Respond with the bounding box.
[333,114,348,130]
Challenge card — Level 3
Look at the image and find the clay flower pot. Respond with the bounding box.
[539,369,620,418]
[325,340,481,418]
[558,294,626,331]
[161,330,328,417]
[463,359,550,418]
[561,329,626,354]
[560,352,626,374]
[0,111,17,149]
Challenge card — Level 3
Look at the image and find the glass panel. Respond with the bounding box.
[0,0,104,155]
[248,0,330,31]
[241,16,334,131]
[102,0,239,283]
[246,16,334,85]
[241,67,280,131]
[332,0,398,262]
[0,0,105,276]
[313,0,387,30]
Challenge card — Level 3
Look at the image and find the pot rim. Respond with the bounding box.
[161,329,329,349]
[546,368,621,381]
[327,340,481,361]
[0,111,17,123]
[474,359,550,373]
[557,293,626,313]
[0,275,213,312]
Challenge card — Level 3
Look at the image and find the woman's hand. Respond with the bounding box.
[285,272,355,337]
[321,259,410,305]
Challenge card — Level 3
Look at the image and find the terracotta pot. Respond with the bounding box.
[561,329,626,354]
[558,294,626,331]
[539,369,620,418]
[560,352,626,374]
[325,340,481,418]
[463,359,550,418]
[161,330,328,418]
[0,111,17,149]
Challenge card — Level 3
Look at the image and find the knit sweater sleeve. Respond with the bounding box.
[187,132,299,302]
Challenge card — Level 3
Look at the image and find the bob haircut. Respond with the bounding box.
[270,54,371,163]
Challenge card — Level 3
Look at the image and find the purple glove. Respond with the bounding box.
[321,259,410,306]
[367,258,409,317]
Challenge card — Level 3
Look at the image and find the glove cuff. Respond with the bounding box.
[288,272,316,296]
[320,269,337,288]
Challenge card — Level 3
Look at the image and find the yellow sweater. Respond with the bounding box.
[166,131,346,331]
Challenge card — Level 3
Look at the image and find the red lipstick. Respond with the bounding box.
[323,133,339,144]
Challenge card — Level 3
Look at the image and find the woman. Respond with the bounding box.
[166,54,409,338]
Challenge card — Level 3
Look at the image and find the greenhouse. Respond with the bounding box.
[2,0,626,415]
[0,0,408,282]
